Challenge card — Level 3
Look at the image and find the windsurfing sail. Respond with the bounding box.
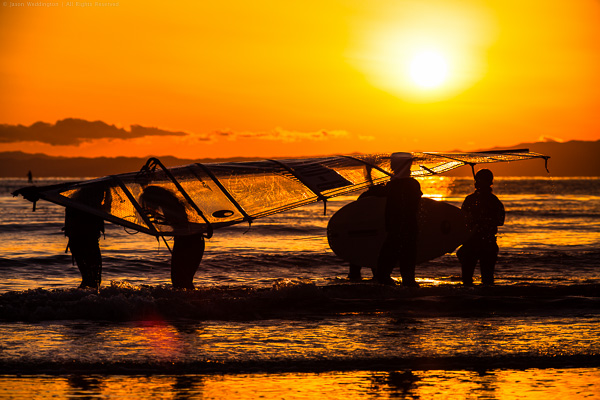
[411,149,550,176]
[13,149,549,237]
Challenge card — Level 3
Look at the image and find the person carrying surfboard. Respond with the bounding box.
[375,153,422,286]
[457,168,505,286]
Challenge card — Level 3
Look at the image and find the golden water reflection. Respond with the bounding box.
[6,313,598,365]
[1,368,598,399]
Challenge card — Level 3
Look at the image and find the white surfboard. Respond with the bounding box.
[327,197,471,269]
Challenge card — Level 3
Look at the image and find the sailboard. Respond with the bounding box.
[13,150,549,239]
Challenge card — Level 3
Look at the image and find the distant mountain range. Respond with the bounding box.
[1,140,598,178]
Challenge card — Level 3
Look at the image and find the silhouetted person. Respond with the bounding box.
[64,186,106,289]
[457,169,505,286]
[27,170,33,183]
[140,186,205,289]
[13,183,108,288]
[347,184,387,281]
[375,153,422,286]
[171,233,205,289]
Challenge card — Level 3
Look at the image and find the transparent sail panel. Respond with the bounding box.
[207,162,317,219]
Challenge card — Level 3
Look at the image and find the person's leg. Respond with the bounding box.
[375,234,400,284]
[87,241,102,287]
[70,237,102,289]
[457,244,477,286]
[398,236,418,287]
[348,264,362,281]
[480,242,499,286]
[171,234,205,289]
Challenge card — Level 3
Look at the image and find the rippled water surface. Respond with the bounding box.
[1,176,599,398]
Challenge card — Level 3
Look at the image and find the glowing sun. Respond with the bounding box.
[348,0,496,102]
[408,50,449,88]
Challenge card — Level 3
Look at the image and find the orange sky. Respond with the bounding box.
[1,0,599,159]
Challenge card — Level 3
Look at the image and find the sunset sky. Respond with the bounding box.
[1,0,599,159]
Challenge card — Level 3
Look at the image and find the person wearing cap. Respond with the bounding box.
[375,153,422,286]
[457,168,505,286]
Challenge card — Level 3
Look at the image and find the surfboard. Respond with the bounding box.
[327,196,471,269]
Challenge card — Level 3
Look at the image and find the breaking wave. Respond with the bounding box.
[2,280,598,322]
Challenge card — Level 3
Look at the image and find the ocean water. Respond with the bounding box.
[0,176,599,399]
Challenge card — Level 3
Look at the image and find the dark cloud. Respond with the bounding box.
[0,118,350,147]
[0,118,188,145]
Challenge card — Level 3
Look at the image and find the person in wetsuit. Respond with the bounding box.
[347,183,387,281]
[375,153,422,286]
[457,168,505,286]
[64,186,107,289]
[12,184,107,289]
[139,186,205,289]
